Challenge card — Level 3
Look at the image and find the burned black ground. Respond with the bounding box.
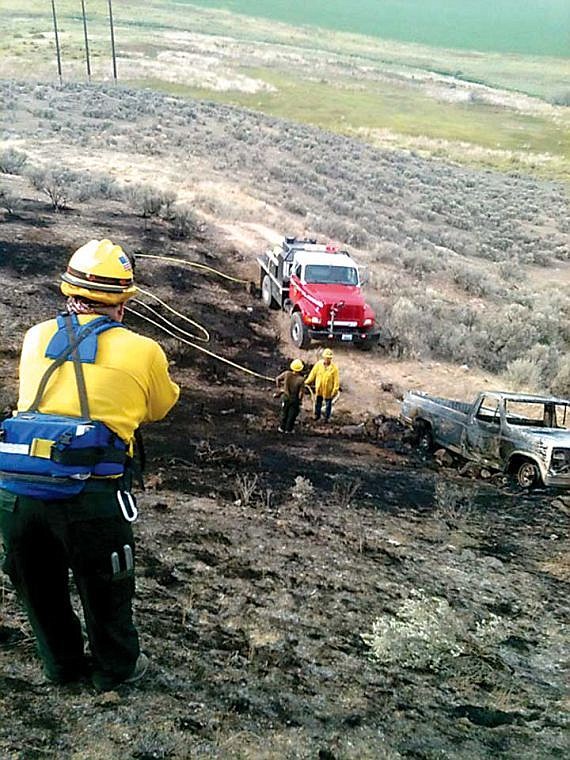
[0,169,568,760]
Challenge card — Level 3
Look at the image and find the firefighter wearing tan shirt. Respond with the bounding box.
[275,359,305,432]
[0,240,179,690]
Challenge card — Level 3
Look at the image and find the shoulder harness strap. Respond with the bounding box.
[27,315,123,414]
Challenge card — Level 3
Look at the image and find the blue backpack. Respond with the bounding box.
[0,314,128,500]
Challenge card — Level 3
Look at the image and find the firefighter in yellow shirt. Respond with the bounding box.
[305,348,340,422]
[0,240,179,690]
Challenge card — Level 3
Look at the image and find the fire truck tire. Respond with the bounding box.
[261,275,279,309]
[290,312,310,349]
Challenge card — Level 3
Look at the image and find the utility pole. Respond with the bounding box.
[50,0,63,85]
[80,0,92,82]
[107,0,118,82]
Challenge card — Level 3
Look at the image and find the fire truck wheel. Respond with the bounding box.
[261,275,278,309]
[290,312,310,349]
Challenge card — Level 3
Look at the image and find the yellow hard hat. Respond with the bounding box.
[322,348,334,358]
[290,359,304,372]
[60,239,137,305]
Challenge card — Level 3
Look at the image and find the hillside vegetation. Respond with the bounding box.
[1,1,569,180]
[1,81,569,395]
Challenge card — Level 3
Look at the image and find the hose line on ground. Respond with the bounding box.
[131,299,209,343]
[135,253,251,285]
[131,253,274,379]
[128,296,336,401]
[134,286,210,342]
[126,305,275,383]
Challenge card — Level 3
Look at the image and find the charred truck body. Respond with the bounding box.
[258,236,377,349]
[402,391,570,488]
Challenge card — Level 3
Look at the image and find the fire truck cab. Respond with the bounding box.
[257,236,377,349]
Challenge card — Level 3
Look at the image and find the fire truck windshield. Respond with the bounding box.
[304,265,358,285]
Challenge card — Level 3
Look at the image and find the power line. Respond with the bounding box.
[80,0,91,82]
[107,0,118,82]
[50,0,63,85]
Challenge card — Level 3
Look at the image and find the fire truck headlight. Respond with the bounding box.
[311,316,320,324]
[363,318,373,326]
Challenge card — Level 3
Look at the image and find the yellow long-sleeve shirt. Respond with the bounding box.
[17,315,180,444]
[305,360,339,399]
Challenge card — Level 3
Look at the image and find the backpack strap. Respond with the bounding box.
[45,313,104,363]
[65,313,90,419]
[27,315,122,414]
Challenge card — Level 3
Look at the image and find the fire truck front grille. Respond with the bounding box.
[329,304,362,322]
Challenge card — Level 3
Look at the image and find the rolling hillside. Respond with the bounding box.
[1,1,569,180]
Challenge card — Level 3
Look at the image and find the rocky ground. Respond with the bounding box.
[0,188,569,759]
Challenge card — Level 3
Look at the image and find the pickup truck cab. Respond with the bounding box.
[401,391,570,488]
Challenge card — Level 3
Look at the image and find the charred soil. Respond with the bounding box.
[0,185,569,759]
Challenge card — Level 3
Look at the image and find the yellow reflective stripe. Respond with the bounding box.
[30,438,55,459]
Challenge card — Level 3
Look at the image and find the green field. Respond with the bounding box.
[186,0,570,58]
[1,0,569,180]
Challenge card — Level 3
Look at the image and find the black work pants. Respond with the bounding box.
[280,396,301,432]
[0,483,139,690]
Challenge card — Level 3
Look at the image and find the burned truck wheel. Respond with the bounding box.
[261,275,278,309]
[413,420,434,453]
[515,459,541,489]
[290,312,310,349]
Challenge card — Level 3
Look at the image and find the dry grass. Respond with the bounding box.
[538,554,570,582]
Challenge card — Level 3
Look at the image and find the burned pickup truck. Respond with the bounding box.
[401,391,570,488]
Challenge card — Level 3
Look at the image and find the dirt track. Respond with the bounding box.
[0,188,569,759]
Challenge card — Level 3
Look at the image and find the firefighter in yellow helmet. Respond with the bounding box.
[275,358,305,432]
[60,238,138,305]
[305,348,340,422]
[0,239,179,690]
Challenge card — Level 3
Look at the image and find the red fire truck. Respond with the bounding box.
[257,236,377,349]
